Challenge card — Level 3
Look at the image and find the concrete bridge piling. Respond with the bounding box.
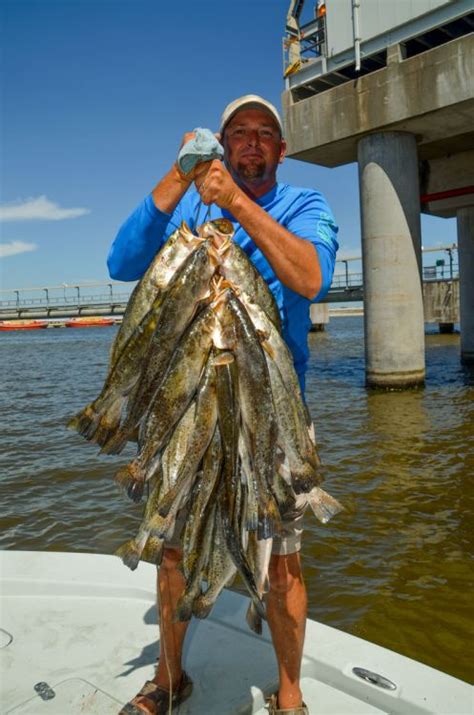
[457,207,474,364]
[358,132,425,388]
[282,1,474,387]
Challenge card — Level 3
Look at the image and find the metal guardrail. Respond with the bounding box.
[0,291,133,310]
[330,261,459,291]
[0,252,460,319]
[0,282,134,310]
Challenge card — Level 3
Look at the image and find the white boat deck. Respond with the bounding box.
[1,551,472,714]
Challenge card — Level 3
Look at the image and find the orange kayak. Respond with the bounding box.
[65,317,114,328]
[0,320,48,331]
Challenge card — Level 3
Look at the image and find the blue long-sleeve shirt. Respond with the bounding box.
[108,184,339,391]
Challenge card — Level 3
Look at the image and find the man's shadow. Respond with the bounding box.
[117,604,202,677]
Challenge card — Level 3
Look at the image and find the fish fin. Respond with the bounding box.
[140,536,164,565]
[114,463,145,503]
[257,516,274,540]
[192,594,214,619]
[307,487,344,524]
[94,399,125,447]
[179,220,194,240]
[100,426,130,455]
[218,278,238,294]
[257,497,281,539]
[67,404,100,440]
[176,592,196,623]
[115,540,141,571]
[290,462,322,494]
[246,602,263,635]
[148,511,176,540]
[246,513,259,531]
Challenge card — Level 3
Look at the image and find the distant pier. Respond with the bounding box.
[0,254,460,333]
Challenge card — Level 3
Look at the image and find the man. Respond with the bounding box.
[110,95,338,715]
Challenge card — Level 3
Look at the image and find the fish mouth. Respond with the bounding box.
[199,218,234,239]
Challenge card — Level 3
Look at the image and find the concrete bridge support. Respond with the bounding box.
[457,207,474,364]
[358,132,425,388]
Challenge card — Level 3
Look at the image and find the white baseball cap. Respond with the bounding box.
[219,94,283,135]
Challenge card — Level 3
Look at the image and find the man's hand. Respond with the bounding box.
[194,160,242,211]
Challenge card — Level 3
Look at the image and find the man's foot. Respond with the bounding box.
[267,693,309,715]
[119,671,193,714]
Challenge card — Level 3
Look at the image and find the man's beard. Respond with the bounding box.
[236,159,266,182]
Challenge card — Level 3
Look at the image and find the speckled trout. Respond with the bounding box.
[113,291,232,499]
[101,241,217,455]
[222,292,280,539]
[200,218,281,331]
[110,221,203,365]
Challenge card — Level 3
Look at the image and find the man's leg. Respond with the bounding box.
[266,551,307,710]
[128,547,189,714]
[154,547,190,690]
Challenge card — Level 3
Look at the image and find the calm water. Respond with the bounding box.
[1,318,473,683]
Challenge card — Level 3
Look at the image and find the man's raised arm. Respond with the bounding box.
[107,135,196,282]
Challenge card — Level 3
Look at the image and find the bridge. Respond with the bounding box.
[0,247,459,324]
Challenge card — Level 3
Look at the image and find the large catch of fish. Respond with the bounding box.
[68,218,343,631]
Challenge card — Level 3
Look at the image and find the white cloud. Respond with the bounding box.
[0,196,90,221]
[0,241,38,258]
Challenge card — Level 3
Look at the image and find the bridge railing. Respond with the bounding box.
[0,250,460,312]
[0,282,135,309]
[330,271,363,289]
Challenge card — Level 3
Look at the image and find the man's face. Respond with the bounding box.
[223,109,286,186]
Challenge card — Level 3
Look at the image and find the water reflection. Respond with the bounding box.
[303,320,474,683]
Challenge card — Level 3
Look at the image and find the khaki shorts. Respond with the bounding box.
[164,491,307,556]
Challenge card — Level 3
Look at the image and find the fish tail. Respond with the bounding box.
[290,464,321,495]
[67,404,100,440]
[148,511,176,540]
[192,594,214,619]
[246,601,263,635]
[157,490,177,519]
[115,539,141,571]
[307,487,344,524]
[257,513,274,540]
[246,512,259,531]
[94,400,125,447]
[176,593,195,623]
[257,498,280,540]
[222,513,266,619]
[114,462,145,503]
[100,425,130,455]
[140,535,164,565]
[250,593,266,621]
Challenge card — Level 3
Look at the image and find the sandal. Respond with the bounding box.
[267,693,309,715]
[119,671,193,714]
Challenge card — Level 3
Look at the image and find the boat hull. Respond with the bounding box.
[0,321,47,331]
[65,318,114,328]
[0,551,471,714]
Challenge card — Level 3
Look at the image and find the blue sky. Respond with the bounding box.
[1,0,457,291]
